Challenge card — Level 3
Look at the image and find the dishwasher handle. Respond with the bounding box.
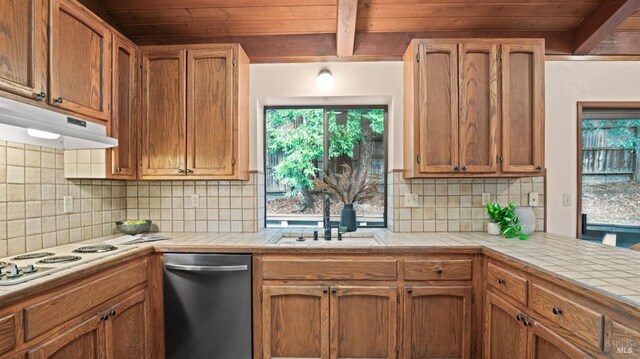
[164,263,248,273]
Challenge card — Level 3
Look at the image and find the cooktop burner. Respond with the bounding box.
[12,252,55,260]
[73,244,118,253]
[0,261,13,270]
[38,255,82,264]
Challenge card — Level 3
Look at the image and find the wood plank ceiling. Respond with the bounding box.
[90,0,640,61]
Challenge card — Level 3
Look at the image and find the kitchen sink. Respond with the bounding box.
[268,231,385,247]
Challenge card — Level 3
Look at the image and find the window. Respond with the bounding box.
[265,106,387,228]
[579,105,640,248]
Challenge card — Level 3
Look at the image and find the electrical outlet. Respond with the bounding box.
[563,193,572,207]
[482,193,491,204]
[63,196,73,213]
[404,193,419,207]
[191,194,200,208]
[528,192,539,207]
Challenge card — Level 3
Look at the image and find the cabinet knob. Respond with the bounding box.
[435,267,443,274]
[552,307,563,316]
[323,289,328,294]
[186,169,193,174]
[35,91,47,100]
[454,165,459,171]
[54,97,63,103]
[407,288,413,294]
[331,289,337,295]
[461,166,467,171]
[116,167,122,173]
[536,165,542,171]
[110,309,116,317]
[516,314,524,322]
[497,278,506,285]
[177,169,185,174]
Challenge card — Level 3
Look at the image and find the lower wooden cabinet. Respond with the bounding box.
[27,289,150,359]
[403,286,472,359]
[484,290,527,359]
[261,285,398,359]
[27,316,105,359]
[527,319,592,359]
[262,286,330,359]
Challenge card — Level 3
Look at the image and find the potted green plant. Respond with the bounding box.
[313,163,380,232]
[486,202,528,240]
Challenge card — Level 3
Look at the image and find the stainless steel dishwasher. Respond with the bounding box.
[163,253,252,359]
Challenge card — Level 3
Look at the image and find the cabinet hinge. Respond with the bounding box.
[496,52,502,62]
[471,291,475,304]
[261,348,264,359]
[232,158,236,166]
[260,292,263,302]
[416,52,420,63]
[416,154,421,164]
[396,293,400,303]
[232,58,237,66]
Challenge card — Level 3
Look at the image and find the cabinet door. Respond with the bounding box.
[403,286,471,359]
[330,286,397,359]
[0,0,47,100]
[186,48,235,177]
[105,290,150,359]
[527,319,592,359]
[27,317,105,359]
[49,0,110,120]
[108,34,137,179]
[262,286,330,359]
[140,48,187,178]
[501,43,544,173]
[458,43,498,173]
[417,43,459,173]
[484,291,527,359]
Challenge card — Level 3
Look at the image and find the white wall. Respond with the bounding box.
[545,61,640,236]
[249,60,640,237]
[249,62,403,170]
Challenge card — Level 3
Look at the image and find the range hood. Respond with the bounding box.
[0,96,118,149]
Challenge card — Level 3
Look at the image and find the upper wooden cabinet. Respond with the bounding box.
[404,39,545,178]
[108,33,138,179]
[140,44,249,180]
[0,0,48,101]
[49,0,111,121]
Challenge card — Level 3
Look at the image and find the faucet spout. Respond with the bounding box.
[323,193,331,240]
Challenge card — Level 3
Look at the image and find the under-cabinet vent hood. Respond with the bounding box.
[0,96,117,149]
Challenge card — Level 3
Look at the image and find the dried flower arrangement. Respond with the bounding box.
[312,163,380,204]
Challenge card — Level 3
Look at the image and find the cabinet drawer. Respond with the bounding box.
[0,313,17,356]
[24,258,147,340]
[486,261,528,305]
[262,259,397,281]
[529,282,604,351]
[403,259,472,281]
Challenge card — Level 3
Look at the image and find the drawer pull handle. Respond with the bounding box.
[110,309,116,317]
[497,278,506,285]
[54,97,63,103]
[516,314,524,322]
[331,289,337,295]
[323,289,328,294]
[435,268,443,274]
[552,307,563,315]
[407,288,413,294]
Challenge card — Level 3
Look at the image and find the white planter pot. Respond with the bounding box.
[488,222,501,236]
[514,206,536,235]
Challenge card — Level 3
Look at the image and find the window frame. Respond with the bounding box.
[263,105,388,229]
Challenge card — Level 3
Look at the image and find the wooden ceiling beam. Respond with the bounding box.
[573,0,640,55]
[336,0,358,57]
[132,31,574,62]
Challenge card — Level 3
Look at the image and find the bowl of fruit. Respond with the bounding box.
[115,219,152,235]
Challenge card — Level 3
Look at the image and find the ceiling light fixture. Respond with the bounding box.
[27,128,61,139]
[316,69,334,92]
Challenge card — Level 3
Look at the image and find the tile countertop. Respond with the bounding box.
[1,230,639,314]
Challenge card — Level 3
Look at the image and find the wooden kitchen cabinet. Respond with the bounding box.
[501,43,545,173]
[527,319,592,359]
[484,290,528,359]
[140,48,187,178]
[330,286,397,359]
[0,0,48,101]
[104,290,151,359]
[49,0,111,121]
[403,286,472,359]
[108,33,138,179]
[27,316,105,359]
[262,285,330,359]
[140,44,249,180]
[403,39,545,178]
